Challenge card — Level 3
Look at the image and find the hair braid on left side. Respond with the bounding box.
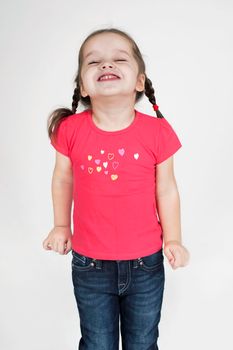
[71,84,81,114]
[144,76,164,118]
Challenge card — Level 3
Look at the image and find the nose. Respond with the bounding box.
[101,62,114,70]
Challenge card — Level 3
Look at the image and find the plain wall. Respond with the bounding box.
[1,0,232,349]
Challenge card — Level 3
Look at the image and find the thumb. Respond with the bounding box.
[42,238,52,250]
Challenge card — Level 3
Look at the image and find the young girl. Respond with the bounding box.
[43,27,190,350]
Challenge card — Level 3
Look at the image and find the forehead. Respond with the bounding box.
[83,33,132,58]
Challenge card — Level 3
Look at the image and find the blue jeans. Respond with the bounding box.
[71,248,165,350]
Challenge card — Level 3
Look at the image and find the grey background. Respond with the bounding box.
[1,0,232,349]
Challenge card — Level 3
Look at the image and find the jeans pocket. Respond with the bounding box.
[71,250,96,271]
[139,249,164,272]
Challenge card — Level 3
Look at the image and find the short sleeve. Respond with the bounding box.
[156,117,182,164]
[50,119,70,157]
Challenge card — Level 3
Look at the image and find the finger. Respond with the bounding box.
[58,241,67,255]
[54,242,59,252]
[164,246,175,263]
[64,240,72,255]
[171,254,180,269]
[173,250,182,267]
[182,253,190,266]
[46,242,52,250]
[43,240,52,250]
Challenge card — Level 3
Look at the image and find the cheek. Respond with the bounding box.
[127,72,138,84]
[81,75,93,88]
[84,69,96,81]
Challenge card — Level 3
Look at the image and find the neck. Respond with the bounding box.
[90,98,136,130]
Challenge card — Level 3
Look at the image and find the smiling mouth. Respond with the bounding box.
[98,74,121,82]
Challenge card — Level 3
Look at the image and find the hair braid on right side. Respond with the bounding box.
[144,77,164,118]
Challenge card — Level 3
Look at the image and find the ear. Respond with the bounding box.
[80,81,88,97]
[136,73,145,92]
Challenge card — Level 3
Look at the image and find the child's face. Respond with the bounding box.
[80,33,145,101]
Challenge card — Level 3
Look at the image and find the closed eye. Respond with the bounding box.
[88,59,127,65]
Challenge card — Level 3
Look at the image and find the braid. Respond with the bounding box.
[47,82,82,139]
[144,77,164,118]
[71,84,81,114]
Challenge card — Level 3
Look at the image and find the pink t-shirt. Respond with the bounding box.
[50,108,182,260]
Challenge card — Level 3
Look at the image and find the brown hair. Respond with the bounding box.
[47,27,164,140]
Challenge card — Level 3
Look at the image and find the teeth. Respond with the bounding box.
[99,74,119,81]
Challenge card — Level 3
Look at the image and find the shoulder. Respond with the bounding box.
[136,109,164,133]
[137,109,177,132]
[136,109,166,125]
[54,109,89,143]
[58,109,89,138]
[61,109,88,127]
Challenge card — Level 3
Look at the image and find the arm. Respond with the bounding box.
[155,155,182,245]
[52,151,73,227]
[43,150,74,254]
[155,156,190,269]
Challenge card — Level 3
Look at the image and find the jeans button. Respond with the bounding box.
[137,258,143,266]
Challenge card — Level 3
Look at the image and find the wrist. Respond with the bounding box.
[164,239,182,245]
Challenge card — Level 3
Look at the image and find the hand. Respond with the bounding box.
[42,226,72,255]
[163,240,190,270]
